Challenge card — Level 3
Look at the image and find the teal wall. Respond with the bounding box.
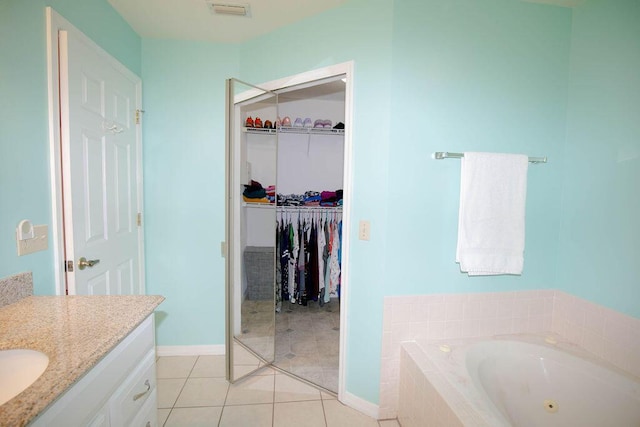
[558,0,640,318]
[0,0,140,294]
[387,0,571,291]
[141,40,239,346]
[237,0,394,403]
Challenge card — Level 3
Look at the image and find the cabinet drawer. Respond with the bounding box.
[110,349,157,426]
[129,388,158,427]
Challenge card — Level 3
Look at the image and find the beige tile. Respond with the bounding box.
[274,400,326,427]
[378,420,400,427]
[157,408,171,426]
[157,378,186,408]
[233,342,263,365]
[157,356,198,378]
[175,378,229,407]
[275,374,322,402]
[232,364,262,378]
[323,400,379,427]
[164,407,223,427]
[191,355,226,378]
[219,403,273,427]
[225,374,275,405]
[257,365,276,375]
[321,391,337,400]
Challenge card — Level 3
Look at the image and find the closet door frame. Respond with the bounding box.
[228,62,354,401]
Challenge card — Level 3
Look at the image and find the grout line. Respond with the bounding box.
[320,396,329,426]
[272,374,276,427]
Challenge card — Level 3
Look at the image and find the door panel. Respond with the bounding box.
[226,78,278,382]
[114,141,132,234]
[61,29,142,295]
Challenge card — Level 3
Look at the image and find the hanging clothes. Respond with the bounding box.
[276,207,342,308]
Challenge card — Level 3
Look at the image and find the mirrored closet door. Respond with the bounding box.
[225,78,278,382]
[226,75,347,393]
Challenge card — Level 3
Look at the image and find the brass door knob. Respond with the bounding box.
[78,257,100,270]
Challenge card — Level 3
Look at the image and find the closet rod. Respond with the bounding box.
[433,151,547,164]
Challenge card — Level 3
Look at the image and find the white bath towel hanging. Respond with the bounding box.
[456,152,529,275]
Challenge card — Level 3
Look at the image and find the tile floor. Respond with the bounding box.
[239,297,341,393]
[157,355,399,427]
[274,299,340,392]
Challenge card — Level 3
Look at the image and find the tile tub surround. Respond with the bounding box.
[379,290,640,419]
[0,295,164,427]
[0,272,33,308]
[398,342,467,427]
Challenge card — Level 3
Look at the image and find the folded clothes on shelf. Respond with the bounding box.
[277,189,343,206]
[243,180,275,203]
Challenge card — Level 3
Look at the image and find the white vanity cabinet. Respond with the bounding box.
[30,315,158,427]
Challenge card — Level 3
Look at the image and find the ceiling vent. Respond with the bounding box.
[206,2,251,17]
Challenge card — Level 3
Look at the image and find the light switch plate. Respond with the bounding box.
[359,220,370,241]
[17,225,48,256]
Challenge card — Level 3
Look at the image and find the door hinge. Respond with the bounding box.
[135,109,145,125]
[137,212,142,227]
[65,260,74,272]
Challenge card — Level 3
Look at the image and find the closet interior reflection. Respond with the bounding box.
[226,77,346,393]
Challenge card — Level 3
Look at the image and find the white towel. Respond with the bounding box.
[456,152,529,276]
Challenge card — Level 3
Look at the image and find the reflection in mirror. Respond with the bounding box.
[226,78,277,382]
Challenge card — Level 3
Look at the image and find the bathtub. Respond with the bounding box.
[398,334,640,426]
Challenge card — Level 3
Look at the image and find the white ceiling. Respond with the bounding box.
[108,0,348,43]
[108,0,584,44]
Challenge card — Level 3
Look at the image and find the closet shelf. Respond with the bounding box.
[243,202,342,211]
[243,202,275,209]
[243,127,345,136]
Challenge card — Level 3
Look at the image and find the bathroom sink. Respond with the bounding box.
[0,349,49,405]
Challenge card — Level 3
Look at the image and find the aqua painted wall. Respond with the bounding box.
[141,40,239,346]
[387,0,571,292]
[237,0,394,403]
[558,0,640,318]
[0,0,140,295]
[233,0,574,403]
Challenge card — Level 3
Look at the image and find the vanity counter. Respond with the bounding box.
[0,295,164,426]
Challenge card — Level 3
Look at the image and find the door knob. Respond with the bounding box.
[78,257,100,270]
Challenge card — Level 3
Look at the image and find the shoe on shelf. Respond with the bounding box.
[323,120,332,128]
[245,116,254,127]
[254,117,263,128]
[293,117,303,127]
[314,119,324,128]
[303,118,313,128]
[282,116,291,127]
[264,120,273,129]
[333,122,345,129]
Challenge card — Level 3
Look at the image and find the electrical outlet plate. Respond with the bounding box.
[17,225,48,256]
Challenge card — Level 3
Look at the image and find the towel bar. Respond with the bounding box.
[434,151,547,164]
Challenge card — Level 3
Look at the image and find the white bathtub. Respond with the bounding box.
[399,334,640,426]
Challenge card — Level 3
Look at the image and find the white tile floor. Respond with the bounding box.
[157,355,399,427]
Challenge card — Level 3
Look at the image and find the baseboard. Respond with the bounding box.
[341,391,380,420]
[156,345,225,357]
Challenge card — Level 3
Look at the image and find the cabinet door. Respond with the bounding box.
[87,403,110,427]
[225,78,278,382]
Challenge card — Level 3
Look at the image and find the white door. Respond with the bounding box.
[59,29,144,295]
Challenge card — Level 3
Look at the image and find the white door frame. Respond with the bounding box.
[231,62,354,402]
[45,7,145,295]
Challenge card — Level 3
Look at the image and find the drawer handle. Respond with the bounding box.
[133,379,151,401]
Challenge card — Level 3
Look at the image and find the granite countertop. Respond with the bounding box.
[0,295,164,427]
